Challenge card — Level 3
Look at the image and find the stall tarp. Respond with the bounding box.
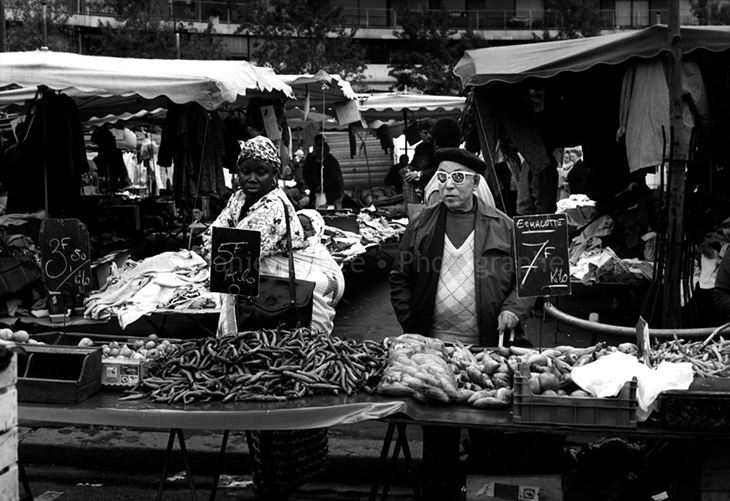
[454,24,730,88]
[358,91,466,122]
[0,49,294,111]
[280,70,359,104]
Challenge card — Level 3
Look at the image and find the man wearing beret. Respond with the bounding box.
[389,147,531,501]
[390,147,530,347]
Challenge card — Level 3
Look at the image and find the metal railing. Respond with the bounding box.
[64,1,691,30]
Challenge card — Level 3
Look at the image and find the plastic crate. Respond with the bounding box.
[660,389,730,431]
[513,366,638,428]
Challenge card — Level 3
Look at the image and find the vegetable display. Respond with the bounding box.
[651,336,730,378]
[121,327,387,404]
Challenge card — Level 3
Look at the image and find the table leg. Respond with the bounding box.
[155,429,199,501]
[208,429,230,501]
[176,429,199,501]
[155,429,177,501]
[380,425,406,501]
[368,422,396,501]
[18,459,33,501]
[396,423,421,501]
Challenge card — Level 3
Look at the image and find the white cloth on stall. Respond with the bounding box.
[84,250,214,327]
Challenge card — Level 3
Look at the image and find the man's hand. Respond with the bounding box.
[403,170,420,183]
[497,310,519,335]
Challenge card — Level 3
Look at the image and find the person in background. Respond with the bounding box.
[566,148,590,196]
[389,147,532,501]
[287,209,346,333]
[432,117,462,149]
[302,134,345,209]
[291,148,306,189]
[91,127,128,193]
[714,247,730,319]
[558,148,572,200]
[385,154,407,194]
[402,119,435,202]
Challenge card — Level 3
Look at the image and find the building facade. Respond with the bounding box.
[54,0,698,90]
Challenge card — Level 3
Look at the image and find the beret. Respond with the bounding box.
[433,147,487,175]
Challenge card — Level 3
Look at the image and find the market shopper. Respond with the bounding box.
[566,148,590,196]
[302,134,345,209]
[201,136,328,500]
[385,154,407,194]
[714,248,730,319]
[389,147,532,501]
[402,119,436,204]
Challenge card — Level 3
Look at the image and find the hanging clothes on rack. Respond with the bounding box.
[158,101,228,206]
[6,86,87,217]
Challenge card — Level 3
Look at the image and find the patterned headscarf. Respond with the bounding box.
[238,135,281,172]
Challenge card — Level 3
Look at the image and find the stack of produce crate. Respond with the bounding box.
[0,351,18,501]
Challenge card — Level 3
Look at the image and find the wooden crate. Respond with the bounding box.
[17,345,101,404]
[0,353,18,501]
[0,464,18,501]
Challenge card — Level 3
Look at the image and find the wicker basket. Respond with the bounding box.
[246,428,328,497]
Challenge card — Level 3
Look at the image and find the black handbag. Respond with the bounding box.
[0,238,41,298]
[236,202,315,330]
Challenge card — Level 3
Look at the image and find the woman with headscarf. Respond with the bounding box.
[201,136,326,500]
[202,135,306,336]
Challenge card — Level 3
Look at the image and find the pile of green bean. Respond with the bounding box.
[120,327,388,404]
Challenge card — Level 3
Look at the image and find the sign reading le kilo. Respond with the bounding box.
[209,227,261,297]
[513,213,572,298]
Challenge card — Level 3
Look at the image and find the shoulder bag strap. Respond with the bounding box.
[281,200,297,308]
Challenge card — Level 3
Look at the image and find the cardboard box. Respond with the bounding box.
[466,475,563,501]
[102,357,151,388]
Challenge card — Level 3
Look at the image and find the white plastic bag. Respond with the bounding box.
[571,352,693,421]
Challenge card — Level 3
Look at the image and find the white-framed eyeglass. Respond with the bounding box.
[436,171,476,185]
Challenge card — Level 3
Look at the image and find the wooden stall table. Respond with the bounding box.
[18,392,406,501]
[2,308,221,339]
[370,399,730,501]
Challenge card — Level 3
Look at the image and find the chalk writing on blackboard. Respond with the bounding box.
[40,219,92,304]
[44,237,90,287]
[210,227,261,296]
[513,214,571,298]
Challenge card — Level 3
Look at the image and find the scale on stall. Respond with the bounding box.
[39,218,92,322]
[513,213,572,347]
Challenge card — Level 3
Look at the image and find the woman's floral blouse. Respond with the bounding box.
[202,187,305,260]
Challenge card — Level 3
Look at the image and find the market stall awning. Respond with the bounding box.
[280,70,359,106]
[0,49,294,111]
[454,24,730,88]
[358,91,466,123]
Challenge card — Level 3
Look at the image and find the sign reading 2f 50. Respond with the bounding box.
[513,213,571,298]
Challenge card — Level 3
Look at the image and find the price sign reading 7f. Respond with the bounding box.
[513,213,572,298]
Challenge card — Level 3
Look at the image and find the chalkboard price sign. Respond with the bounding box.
[39,218,92,307]
[209,227,261,296]
[513,213,572,298]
